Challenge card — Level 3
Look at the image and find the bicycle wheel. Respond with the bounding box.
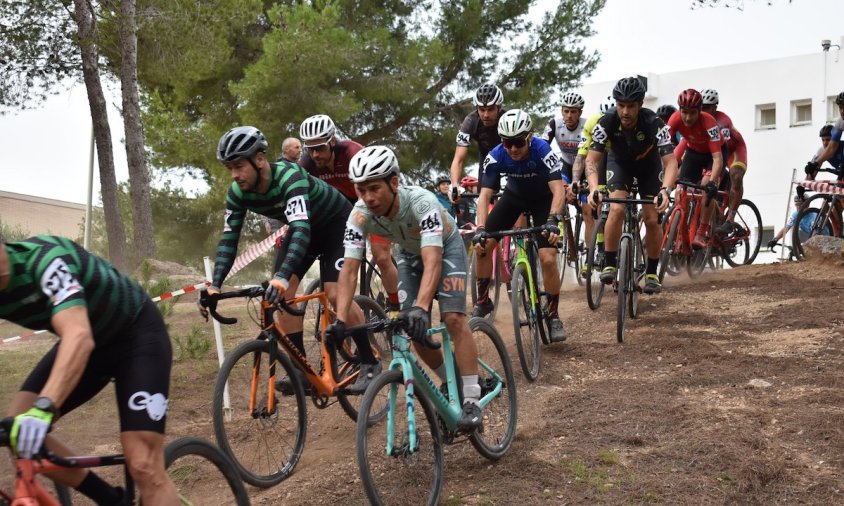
[213,339,306,487]
[527,245,549,346]
[725,199,763,266]
[365,257,397,308]
[616,235,631,343]
[510,263,541,381]
[555,220,568,287]
[468,317,518,460]
[658,210,681,283]
[300,278,324,361]
[337,295,391,421]
[164,437,250,506]
[791,197,836,260]
[356,369,444,506]
[574,214,586,287]
[585,213,606,310]
[629,233,644,319]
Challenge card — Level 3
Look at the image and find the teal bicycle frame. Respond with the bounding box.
[383,323,503,453]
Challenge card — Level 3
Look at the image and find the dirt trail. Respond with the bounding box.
[1,260,842,504]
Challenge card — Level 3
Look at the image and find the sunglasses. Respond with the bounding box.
[305,142,330,153]
[501,136,528,149]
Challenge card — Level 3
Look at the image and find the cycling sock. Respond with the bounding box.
[462,375,481,403]
[604,251,617,268]
[548,293,560,317]
[351,328,378,364]
[597,239,605,253]
[387,292,399,306]
[647,257,659,276]
[288,331,305,356]
[76,471,123,506]
[477,277,491,304]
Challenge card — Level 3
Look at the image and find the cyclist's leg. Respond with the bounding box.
[635,158,664,292]
[370,235,400,309]
[601,154,631,283]
[396,249,445,377]
[680,149,713,245]
[478,191,523,314]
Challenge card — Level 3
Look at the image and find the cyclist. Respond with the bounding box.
[473,109,569,342]
[572,96,615,277]
[298,114,401,313]
[656,104,680,147]
[666,88,726,249]
[585,77,678,294]
[767,192,813,250]
[456,176,479,230]
[332,146,484,430]
[434,174,456,218]
[699,88,749,237]
[449,83,507,203]
[0,235,178,505]
[202,126,377,395]
[806,91,844,181]
[543,91,587,186]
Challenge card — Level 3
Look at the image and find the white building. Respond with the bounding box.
[571,35,844,234]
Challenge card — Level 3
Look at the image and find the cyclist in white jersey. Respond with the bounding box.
[543,91,587,189]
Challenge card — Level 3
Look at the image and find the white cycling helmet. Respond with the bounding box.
[561,91,585,109]
[349,146,400,183]
[497,109,532,139]
[700,88,719,106]
[599,96,616,113]
[473,83,504,107]
[299,114,336,146]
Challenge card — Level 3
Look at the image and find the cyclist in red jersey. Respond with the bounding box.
[666,89,726,248]
[700,89,749,237]
[299,114,400,311]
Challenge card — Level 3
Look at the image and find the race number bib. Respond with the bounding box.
[343,222,366,249]
[656,125,672,147]
[456,131,471,147]
[223,209,233,232]
[419,209,443,237]
[40,258,82,306]
[482,153,497,172]
[706,126,720,142]
[285,195,308,221]
[591,123,608,144]
[542,151,562,173]
[720,127,731,141]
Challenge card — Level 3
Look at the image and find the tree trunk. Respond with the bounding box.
[119,0,155,262]
[72,0,127,271]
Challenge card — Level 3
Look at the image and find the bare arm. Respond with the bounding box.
[449,146,470,202]
[815,139,839,165]
[476,187,494,227]
[335,257,361,322]
[548,179,566,216]
[709,151,724,181]
[572,153,585,183]
[414,247,443,310]
[40,306,96,409]
[585,150,603,192]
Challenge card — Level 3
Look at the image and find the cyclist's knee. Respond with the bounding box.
[122,433,166,490]
[442,311,466,329]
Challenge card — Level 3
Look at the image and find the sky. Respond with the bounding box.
[1,0,843,205]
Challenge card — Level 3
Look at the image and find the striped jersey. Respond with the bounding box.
[212,161,351,286]
[0,236,148,345]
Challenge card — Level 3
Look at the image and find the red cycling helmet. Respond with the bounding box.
[461,176,479,188]
[677,89,703,109]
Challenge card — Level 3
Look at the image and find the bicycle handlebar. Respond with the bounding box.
[480,224,558,240]
[204,282,305,324]
[344,318,441,350]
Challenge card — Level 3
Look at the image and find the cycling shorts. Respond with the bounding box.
[679,145,728,184]
[485,189,555,249]
[274,217,346,284]
[21,299,172,433]
[396,233,468,315]
[605,150,663,199]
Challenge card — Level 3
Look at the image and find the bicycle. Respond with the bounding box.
[556,197,585,288]
[482,215,561,381]
[599,194,653,343]
[0,417,249,505]
[657,181,712,281]
[583,199,608,310]
[710,188,763,268]
[459,192,507,322]
[791,177,843,260]
[206,284,389,487]
[353,316,517,506]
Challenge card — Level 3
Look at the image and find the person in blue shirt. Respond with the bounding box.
[472,109,569,342]
[434,174,456,218]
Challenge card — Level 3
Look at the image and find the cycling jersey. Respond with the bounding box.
[0,236,149,346]
[826,116,844,168]
[343,186,458,259]
[578,112,610,156]
[590,108,674,162]
[543,116,586,166]
[666,110,723,156]
[480,137,568,199]
[213,161,351,287]
[456,109,507,161]
[711,110,748,169]
[298,140,363,203]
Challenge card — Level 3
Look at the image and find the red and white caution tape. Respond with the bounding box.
[1,329,49,345]
[796,179,844,196]
[150,281,211,302]
[224,226,287,281]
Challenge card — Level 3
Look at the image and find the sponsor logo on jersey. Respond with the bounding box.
[40,258,82,306]
[334,258,344,271]
[128,391,169,421]
[636,131,645,141]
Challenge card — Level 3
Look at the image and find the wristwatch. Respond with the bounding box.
[34,396,58,416]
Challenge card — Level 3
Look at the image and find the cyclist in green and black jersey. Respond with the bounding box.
[201,126,377,394]
[0,235,178,505]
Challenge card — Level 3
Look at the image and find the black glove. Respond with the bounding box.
[197,288,219,322]
[451,186,459,202]
[591,189,601,204]
[767,239,778,249]
[570,181,580,195]
[472,227,489,247]
[325,320,347,347]
[399,306,430,343]
[704,181,719,200]
[805,161,819,177]
[542,215,561,236]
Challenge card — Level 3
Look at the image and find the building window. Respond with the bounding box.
[829,96,841,122]
[756,103,776,130]
[790,99,811,126]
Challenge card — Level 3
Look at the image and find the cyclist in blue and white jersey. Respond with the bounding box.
[806,92,844,180]
[472,109,569,342]
[543,91,587,188]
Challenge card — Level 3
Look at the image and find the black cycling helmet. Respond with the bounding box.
[820,124,833,137]
[473,84,504,107]
[434,175,451,186]
[217,126,268,163]
[612,77,646,102]
[656,104,677,120]
[836,91,844,106]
